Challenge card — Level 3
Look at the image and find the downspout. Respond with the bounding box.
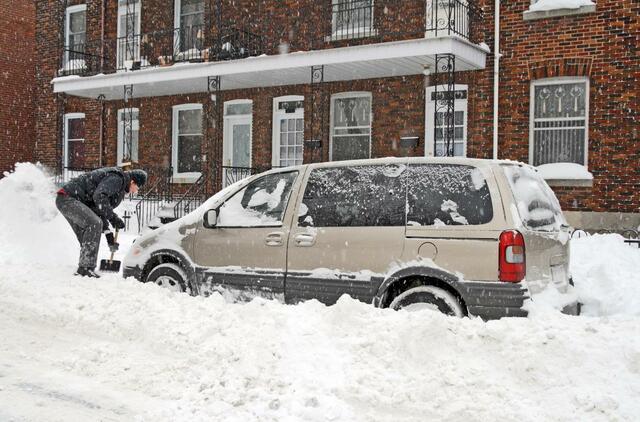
[99,0,106,166]
[493,0,500,160]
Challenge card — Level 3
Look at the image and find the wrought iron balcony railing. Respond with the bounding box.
[58,0,483,77]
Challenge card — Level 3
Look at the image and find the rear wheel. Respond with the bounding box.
[390,285,464,317]
[145,263,187,293]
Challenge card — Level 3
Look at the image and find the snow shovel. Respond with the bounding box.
[99,230,121,273]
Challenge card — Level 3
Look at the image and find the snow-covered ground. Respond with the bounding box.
[1,163,639,422]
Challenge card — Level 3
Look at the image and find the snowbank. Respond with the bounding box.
[1,266,639,422]
[529,0,595,12]
[570,234,640,316]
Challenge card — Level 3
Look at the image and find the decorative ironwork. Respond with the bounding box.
[309,65,325,158]
[434,54,456,157]
[207,75,221,92]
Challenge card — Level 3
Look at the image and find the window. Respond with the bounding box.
[530,78,589,167]
[330,93,372,161]
[218,172,298,227]
[174,0,205,54]
[273,96,304,167]
[331,0,374,38]
[406,164,493,226]
[503,164,567,231]
[172,104,203,178]
[117,0,141,70]
[64,113,86,170]
[117,108,139,165]
[65,5,87,65]
[425,86,468,157]
[298,164,406,227]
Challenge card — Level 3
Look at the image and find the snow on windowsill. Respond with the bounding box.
[536,163,593,187]
[524,0,596,21]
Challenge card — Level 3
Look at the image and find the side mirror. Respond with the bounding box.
[203,209,218,228]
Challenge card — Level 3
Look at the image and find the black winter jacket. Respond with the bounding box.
[62,167,130,230]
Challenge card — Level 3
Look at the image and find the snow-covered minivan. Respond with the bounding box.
[123,158,579,319]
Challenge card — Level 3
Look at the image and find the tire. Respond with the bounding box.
[389,285,465,317]
[145,263,188,293]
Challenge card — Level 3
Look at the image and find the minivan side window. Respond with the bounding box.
[217,171,298,227]
[407,164,493,226]
[298,164,406,227]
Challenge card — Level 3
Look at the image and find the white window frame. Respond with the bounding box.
[272,95,304,168]
[174,0,205,54]
[172,103,203,181]
[330,0,376,39]
[64,4,87,65]
[425,84,468,157]
[329,92,372,161]
[117,108,140,166]
[223,99,253,168]
[63,112,86,169]
[117,0,142,70]
[529,77,590,168]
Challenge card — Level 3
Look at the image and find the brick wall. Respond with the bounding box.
[0,0,36,175]
[33,0,640,216]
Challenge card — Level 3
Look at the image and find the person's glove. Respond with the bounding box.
[111,216,126,230]
[105,231,120,253]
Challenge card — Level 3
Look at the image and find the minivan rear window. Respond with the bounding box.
[406,164,493,226]
[502,164,567,231]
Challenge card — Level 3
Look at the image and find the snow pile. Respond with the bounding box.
[536,162,593,180]
[571,234,640,316]
[0,163,78,266]
[529,0,595,12]
[1,267,639,422]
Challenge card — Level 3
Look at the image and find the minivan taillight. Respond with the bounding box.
[499,230,526,283]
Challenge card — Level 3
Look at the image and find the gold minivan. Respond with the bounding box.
[124,158,579,319]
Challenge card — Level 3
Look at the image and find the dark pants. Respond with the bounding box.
[56,194,102,269]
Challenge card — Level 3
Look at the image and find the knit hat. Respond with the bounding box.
[129,169,148,188]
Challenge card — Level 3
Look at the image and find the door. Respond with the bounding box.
[272,96,304,167]
[223,100,253,187]
[193,171,302,301]
[285,163,408,305]
[117,0,141,70]
[425,85,468,157]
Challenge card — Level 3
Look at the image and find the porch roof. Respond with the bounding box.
[52,36,489,101]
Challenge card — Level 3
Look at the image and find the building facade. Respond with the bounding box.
[35,0,639,230]
[0,0,36,175]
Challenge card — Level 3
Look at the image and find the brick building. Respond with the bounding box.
[0,0,36,175]
[35,0,639,230]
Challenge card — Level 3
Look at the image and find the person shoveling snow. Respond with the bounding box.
[56,167,147,278]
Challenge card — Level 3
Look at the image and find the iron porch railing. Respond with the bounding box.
[59,0,483,77]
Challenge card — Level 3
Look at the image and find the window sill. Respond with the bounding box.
[523,4,596,21]
[171,174,200,184]
[545,178,593,188]
[325,29,378,43]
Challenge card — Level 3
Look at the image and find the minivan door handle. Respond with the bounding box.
[265,232,284,247]
[294,233,316,247]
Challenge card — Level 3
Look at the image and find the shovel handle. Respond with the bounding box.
[108,229,119,264]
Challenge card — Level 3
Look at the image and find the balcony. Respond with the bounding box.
[54,0,487,99]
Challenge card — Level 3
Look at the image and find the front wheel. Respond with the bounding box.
[145,263,188,293]
[389,285,465,317]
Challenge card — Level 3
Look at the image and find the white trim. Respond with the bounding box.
[272,95,304,167]
[63,112,86,169]
[117,0,142,70]
[529,76,590,168]
[64,4,87,64]
[425,84,468,157]
[329,91,372,161]
[172,103,203,180]
[223,99,253,169]
[117,108,140,166]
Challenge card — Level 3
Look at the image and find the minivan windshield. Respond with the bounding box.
[502,164,567,231]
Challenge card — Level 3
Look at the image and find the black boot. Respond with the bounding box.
[75,266,101,278]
